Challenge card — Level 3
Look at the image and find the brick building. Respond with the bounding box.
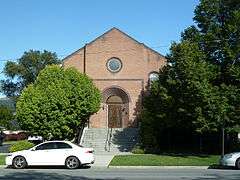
[63,28,166,128]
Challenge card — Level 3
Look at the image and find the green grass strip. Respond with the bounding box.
[110,154,220,166]
[0,155,6,165]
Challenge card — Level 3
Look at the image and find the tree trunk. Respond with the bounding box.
[75,120,87,144]
[199,134,202,153]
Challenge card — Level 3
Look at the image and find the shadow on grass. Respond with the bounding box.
[153,152,216,158]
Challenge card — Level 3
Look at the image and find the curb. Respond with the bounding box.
[108,166,209,169]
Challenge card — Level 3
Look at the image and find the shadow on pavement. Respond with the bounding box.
[111,128,139,153]
[208,164,237,170]
[192,176,240,180]
[6,165,92,170]
[0,171,122,180]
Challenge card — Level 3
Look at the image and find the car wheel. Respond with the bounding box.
[12,156,27,169]
[65,156,80,169]
[235,158,240,169]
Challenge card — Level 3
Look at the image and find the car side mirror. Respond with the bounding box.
[31,148,36,151]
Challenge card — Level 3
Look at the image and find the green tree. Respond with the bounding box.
[16,65,101,141]
[141,0,240,153]
[1,50,60,97]
[0,105,14,130]
[181,0,240,132]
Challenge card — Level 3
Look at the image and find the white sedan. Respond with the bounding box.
[220,152,240,169]
[6,141,94,169]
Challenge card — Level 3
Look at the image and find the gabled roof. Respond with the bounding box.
[62,27,165,62]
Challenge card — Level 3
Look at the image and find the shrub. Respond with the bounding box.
[132,146,145,154]
[9,140,34,153]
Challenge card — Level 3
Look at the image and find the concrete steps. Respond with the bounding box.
[81,128,139,155]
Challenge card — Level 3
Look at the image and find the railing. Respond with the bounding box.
[104,127,113,152]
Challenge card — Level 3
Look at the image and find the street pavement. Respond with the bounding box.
[1,167,240,180]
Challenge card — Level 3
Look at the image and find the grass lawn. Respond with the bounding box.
[3,141,18,145]
[109,154,220,166]
[0,155,6,165]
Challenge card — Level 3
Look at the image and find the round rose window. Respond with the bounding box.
[107,58,122,73]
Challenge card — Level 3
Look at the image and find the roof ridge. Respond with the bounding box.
[62,27,165,62]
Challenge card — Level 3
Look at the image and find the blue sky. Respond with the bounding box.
[0,0,199,97]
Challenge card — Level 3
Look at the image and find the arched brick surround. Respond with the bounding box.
[102,86,129,128]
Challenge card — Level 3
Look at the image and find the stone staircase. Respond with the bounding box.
[81,128,139,155]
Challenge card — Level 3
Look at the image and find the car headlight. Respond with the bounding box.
[224,153,233,158]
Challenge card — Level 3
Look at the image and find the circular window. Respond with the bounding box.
[107,58,122,73]
[149,72,159,82]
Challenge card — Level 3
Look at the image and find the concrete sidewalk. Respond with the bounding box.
[92,155,114,167]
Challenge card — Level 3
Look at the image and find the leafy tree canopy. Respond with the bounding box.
[1,50,60,97]
[16,65,101,140]
[0,105,14,130]
[141,0,240,149]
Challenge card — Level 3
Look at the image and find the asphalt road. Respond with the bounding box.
[1,167,240,180]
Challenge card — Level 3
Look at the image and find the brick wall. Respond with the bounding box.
[63,28,166,128]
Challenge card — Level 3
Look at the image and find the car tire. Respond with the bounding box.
[235,158,240,169]
[12,156,27,169]
[65,156,80,169]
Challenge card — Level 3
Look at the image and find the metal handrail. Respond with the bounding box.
[104,127,113,152]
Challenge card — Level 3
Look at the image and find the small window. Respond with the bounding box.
[55,142,72,149]
[36,142,56,150]
[149,72,159,82]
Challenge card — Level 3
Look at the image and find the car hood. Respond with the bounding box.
[10,149,30,155]
[224,152,240,157]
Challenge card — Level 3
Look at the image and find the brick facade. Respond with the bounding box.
[63,28,166,128]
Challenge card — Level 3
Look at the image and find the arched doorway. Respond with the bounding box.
[107,95,123,128]
[102,87,130,128]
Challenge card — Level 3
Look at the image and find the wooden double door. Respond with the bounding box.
[108,104,122,128]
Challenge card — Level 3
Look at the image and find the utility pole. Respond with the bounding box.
[219,0,225,158]
[221,127,225,157]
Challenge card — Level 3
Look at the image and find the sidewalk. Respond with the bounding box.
[0,144,10,154]
[92,155,114,167]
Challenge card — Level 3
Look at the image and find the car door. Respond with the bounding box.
[53,142,73,165]
[27,142,57,165]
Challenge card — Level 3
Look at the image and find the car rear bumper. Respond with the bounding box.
[81,155,95,165]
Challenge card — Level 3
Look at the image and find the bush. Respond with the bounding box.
[132,146,145,154]
[9,140,34,152]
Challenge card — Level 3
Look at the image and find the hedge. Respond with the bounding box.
[9,140,35,153]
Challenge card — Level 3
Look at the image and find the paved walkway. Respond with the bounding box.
[92,155,114,167]
[0,144,10,153]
